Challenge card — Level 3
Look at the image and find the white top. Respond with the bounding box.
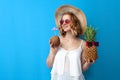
[51,40,83,76]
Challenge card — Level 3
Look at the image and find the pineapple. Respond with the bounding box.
[83,25,99,63]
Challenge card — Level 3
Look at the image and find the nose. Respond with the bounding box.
[62,21,67,25]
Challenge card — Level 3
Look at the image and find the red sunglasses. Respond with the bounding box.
[86,42,99,47]
[60,19,71,25]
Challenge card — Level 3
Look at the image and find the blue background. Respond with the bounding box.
[0,0,120,80]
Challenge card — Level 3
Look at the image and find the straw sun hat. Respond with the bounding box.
[55,5,87,34]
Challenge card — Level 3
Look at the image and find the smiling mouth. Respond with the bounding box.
[62,26,68,29]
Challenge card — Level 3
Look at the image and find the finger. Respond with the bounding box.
[84,58,90,63]
[92,60,95,64]
[84,57,87,61]
[50,46,54,48]
[89,60,95,64]
[51,44,55,48]
[87,59,91,63]
[50,43,53,47]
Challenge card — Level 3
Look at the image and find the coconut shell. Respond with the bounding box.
[50,36,60,48]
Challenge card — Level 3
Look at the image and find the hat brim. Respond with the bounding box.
[55,5,87,34]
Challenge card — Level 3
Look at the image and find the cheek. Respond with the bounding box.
[67,24,72,28]
[66,23,72,27]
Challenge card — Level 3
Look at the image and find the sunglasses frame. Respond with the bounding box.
[60,19,71,25]
[86,42,99,47]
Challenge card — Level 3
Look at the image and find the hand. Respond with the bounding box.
[49,40,59,55]
[84,58,95,64]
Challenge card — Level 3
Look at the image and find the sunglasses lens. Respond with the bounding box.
[86,42,93,47]
[60,20,64,25]
[65,19,70,24]
[94,42,99,46]
[60,19,71,25]
[88,42,93,47]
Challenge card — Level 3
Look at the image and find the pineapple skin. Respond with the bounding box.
[84,45,98,62]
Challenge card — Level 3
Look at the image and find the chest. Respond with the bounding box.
[60,39,80,51]
[55,47,82,62]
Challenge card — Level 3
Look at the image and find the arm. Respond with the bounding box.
[46,52,55,68]
[81,41,91,72]
[46,43,58,68]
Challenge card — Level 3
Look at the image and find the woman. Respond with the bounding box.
[46,5,93,80]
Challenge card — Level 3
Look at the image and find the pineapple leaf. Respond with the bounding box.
[84,25,97,42]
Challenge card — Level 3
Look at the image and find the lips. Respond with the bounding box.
[63,26,67,29]
[62,26,68,29]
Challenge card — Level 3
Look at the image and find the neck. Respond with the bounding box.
[64,31,77,40]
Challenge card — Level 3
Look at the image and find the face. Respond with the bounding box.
[60,14,72,32]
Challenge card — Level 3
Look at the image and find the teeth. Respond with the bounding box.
[63,26,67,29]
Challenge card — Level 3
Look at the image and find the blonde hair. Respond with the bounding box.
[59,12,83,37]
